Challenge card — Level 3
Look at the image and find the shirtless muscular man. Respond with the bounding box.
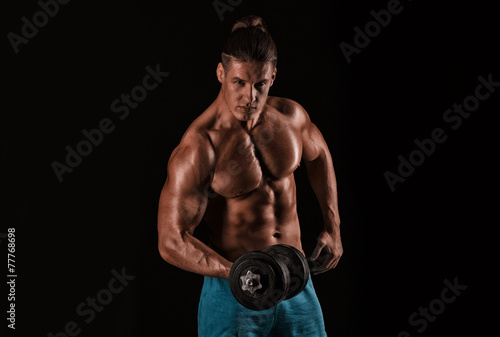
[158,15,342,336]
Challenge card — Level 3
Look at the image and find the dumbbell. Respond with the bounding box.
[229,244,310,311]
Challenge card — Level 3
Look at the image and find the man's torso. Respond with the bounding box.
[191,97,305,261]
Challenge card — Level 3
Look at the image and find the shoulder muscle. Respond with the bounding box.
[167,128,215,193]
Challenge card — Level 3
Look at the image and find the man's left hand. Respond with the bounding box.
[309,229,343,275]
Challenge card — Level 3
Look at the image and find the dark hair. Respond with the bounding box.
[221,15,277,70]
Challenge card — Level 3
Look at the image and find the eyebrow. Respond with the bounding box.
[231,77,268,83]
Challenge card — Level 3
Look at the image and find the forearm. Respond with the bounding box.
[305,150,341,232]
[158,229,232,279]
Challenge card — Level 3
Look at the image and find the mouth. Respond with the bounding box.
[238,106,257,113]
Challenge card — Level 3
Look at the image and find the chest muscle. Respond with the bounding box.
[211,125,301,198]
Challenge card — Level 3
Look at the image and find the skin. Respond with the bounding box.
[157,59,342,279]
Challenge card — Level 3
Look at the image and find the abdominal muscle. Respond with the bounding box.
[205,175,304,262]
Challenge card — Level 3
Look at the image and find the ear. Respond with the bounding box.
[270,68,277,87]
[217,62,225,84]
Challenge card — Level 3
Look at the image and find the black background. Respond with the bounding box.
[2,0,497,336]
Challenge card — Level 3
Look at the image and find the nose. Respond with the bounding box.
[244,85,256,106]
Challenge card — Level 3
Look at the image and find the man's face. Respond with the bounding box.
[217,60,277,121]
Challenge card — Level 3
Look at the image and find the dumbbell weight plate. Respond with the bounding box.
[229,251,289,311]
[263,244,310,300]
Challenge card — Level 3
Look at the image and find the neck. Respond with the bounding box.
[240,114,262,130]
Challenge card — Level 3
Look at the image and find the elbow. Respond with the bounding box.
[158,241,173,263]
[158,238,179,264]
[157,229,187,264]
[157,231,175,263]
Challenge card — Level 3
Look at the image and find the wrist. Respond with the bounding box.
[222,261,233,279]
[322,209,340,229]
[323,218,340,234]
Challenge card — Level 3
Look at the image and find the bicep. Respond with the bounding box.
[302,119,329,163]
[158,177,208,235]
[158,142,214,237]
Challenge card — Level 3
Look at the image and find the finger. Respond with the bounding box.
[310,242,325,261]
[322,256,335,271]
[310,257,334,275]
[308,256,325,275]
[326,258,338,270]
[318,253,338,273]
[327,254,342,270]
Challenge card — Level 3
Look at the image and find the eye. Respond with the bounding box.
[234,80,245,85]
[255,82,266,88]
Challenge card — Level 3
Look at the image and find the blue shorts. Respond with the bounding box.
[198,275,327,337]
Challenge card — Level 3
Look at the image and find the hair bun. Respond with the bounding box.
[221,15,277,70]
[231,15,268,33]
